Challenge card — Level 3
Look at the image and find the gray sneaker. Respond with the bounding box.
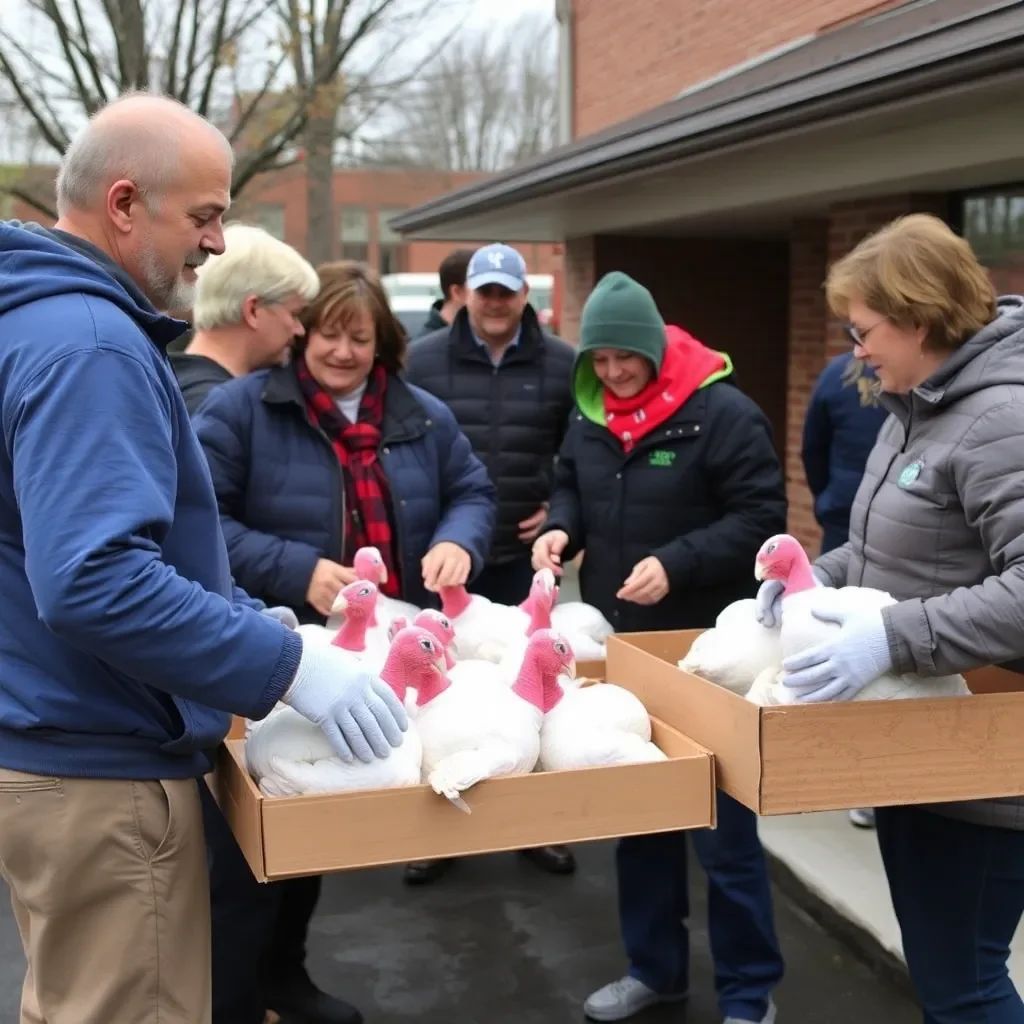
[583,976,687,1021]
[849,807,876,828]
[724,997,777,1024]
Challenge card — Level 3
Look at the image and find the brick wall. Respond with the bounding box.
[572,0,905,138]
[559,236,596,342]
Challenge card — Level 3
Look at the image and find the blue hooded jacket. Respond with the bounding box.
[0,222,302,780]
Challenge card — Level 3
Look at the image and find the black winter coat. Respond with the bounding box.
[544,378,788,633]
[405,305,575,565]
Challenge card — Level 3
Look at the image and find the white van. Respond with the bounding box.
[382,272,555,331]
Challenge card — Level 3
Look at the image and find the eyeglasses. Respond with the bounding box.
[844,319,885,347]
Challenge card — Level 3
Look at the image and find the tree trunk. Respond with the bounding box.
[304,112,337,265]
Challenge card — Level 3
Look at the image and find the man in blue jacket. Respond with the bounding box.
[0,92,406,1024]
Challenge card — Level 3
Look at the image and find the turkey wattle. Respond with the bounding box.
[243,626,436,796]
[746,533,970,705]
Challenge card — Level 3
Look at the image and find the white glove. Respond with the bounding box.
[755,567,829,628]
[281,640,408,763]
[262,606,299,630]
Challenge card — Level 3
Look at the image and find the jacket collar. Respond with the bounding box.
[262,362,429,443]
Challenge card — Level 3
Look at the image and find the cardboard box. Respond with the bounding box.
[215,672,713,881]
[605,630,1024,815]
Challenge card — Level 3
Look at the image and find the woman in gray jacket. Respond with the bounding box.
[757,213,1024,1023]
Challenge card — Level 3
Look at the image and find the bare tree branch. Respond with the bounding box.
[360,13,557,173]
[5,184,58,221]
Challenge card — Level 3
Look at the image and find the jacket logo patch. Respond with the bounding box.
[897,462,921,488]
[649,449,675,467]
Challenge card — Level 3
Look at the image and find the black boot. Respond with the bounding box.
[264,966,363,1024]
[403,857,454,885]
[518,845,576,874]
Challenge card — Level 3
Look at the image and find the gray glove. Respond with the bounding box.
[755,567,829,628]
[281,640,408,763]
[263,605,299,630]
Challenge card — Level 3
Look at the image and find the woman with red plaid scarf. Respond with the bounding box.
[192,261,496,1024]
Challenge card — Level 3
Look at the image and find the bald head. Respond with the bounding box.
[56,92,234,217]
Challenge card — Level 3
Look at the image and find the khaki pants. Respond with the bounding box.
[0,768,211,1024]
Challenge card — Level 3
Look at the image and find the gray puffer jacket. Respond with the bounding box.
[816,295,1024,830]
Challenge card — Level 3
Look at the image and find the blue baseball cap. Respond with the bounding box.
[466,243,528,293]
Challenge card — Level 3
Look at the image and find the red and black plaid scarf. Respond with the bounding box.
[295,357,401,598]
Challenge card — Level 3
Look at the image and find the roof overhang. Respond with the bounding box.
[389,0,1024,242]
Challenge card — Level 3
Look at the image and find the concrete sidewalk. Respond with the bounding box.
[759,810,1024,985]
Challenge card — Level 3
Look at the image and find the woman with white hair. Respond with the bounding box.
[170,222,319,413]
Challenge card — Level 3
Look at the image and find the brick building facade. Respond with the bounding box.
[392,0,1024,554]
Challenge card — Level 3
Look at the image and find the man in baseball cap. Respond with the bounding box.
[465,242,529,292]
[404,241,577,884]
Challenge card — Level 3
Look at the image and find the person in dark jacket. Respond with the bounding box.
[170,223,319,413]
[403,241,577,883]
[533,272,786,1024]
[192,261,495,1024]
[801,351,888,831]
[802,352,888,555]
[417,247,473,337]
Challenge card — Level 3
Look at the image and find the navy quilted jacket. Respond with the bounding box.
[192,365,497,623]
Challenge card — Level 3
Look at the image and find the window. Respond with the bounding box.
[255,202,285,240]
[377,207,407,276]
[960,187,1024,296]
[339,206,370,263]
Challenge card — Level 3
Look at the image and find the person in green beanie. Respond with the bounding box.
[532,271,787,1024]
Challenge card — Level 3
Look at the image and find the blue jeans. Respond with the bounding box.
[875,805,1024,1023]
[617,792,784,1021]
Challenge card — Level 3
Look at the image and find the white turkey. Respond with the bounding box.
[677,597,783,695]
[324,545,421,632]
[325,579,391,671]
[746,533,970,705]
[520,585,614,652]
[243,626,438,796]
[411,616,574,809]
[530,630,666,770]
[438,569,557,663]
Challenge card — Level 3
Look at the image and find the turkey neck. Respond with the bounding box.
[525,594,553,635]
[379,651,410,703]
[440,586,471,620]
[414,665,451,706]
[331,614,368,652]
[513,657,558,712]
[783,555,818,596]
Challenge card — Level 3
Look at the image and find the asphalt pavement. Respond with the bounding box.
[1,838,919,1023]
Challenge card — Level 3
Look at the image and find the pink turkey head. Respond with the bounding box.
[513,628,576,713]
[524,568,557,634]
[353,546,387,586]
[380,626,445,703]
[754,534,815,594]
[330,580,377,622]
[413,609,457,668]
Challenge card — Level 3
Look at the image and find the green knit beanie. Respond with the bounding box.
[577,271,667,373]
